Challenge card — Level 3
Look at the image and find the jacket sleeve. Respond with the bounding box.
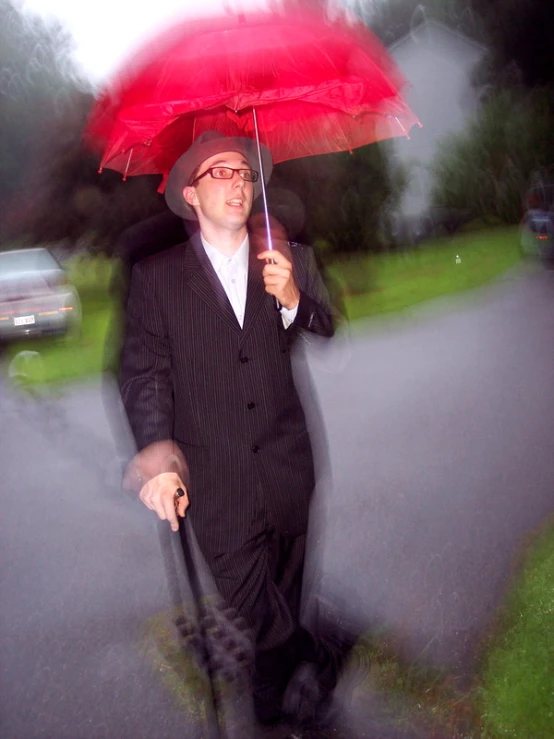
[291,245,335,338]
[119,260,174,451]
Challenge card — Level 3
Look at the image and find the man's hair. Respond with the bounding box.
[188,164,201,187]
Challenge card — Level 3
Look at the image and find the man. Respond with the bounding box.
[119,130,341,731]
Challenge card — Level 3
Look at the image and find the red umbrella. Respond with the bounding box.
[85,5,420,189]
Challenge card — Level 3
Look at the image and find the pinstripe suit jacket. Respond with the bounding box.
[120,233,334,556]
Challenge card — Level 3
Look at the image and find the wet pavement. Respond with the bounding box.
[1,264,553,738]
[309,265,554,675]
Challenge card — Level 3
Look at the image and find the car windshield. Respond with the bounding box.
[0,249,61,281]
[526,184,554,210]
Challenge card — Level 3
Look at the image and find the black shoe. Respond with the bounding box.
[282,661,324,725]
[283,654,371,739]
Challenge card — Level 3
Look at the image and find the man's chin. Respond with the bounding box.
[223,212,250,230]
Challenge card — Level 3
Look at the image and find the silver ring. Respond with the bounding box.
[175,487,185,498]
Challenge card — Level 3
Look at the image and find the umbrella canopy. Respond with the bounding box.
[85,6,420,186]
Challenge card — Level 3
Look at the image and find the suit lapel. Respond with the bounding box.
[181,233,241,334]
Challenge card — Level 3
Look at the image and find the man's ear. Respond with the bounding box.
[183,186,198,208]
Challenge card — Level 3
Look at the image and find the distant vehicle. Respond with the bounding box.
[520,184,554,265]
[0,247,81,343]
[520,210,554,264]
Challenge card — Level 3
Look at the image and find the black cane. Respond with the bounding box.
[157,515,222,739]
[157,507,255,739]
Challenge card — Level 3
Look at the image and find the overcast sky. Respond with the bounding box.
[20,0,268,83]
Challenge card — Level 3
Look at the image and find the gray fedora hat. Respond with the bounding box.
[164,130,273,220]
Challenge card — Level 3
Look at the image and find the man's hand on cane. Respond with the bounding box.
[123,440,190,531]
[139,473,189,531]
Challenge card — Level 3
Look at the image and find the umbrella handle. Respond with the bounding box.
[252,108,281,312]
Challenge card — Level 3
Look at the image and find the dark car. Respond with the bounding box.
[520,209,554,262]
[0,247,81,343]
[520,184,554,265]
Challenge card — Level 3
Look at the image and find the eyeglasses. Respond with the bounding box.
[190,166,259,185]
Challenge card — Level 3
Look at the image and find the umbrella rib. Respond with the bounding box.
[123,148,133,181]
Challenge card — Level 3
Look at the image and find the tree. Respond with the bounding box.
[271,139,405,256]
[469,0,554,88]
[353,0,554,229]
[430,87,554,223]
[16,93,169,252]
[356,0,554,90]
[0,0,167,250]
[0,0,82,215]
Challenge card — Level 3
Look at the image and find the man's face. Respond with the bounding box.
[183,151,254,233]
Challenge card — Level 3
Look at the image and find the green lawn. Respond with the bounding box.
[340,521,554,738]
[3,227,522,386]
[479,521,554,738]
[330,227,522,322]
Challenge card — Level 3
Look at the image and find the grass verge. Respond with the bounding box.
[329,227,521,322]
[141,609,212,720]
[342,633,481,738]
[2,228,522,386]
[478,519,554,738]
[141,605,482,737]
[344,520,554,738]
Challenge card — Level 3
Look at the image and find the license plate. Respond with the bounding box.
[14,315,36,326]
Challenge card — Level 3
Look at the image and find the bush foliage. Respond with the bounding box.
[430,87,554,224]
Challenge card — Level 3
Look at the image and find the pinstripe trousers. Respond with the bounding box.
[192,481,308,720]
[192,482,338,724]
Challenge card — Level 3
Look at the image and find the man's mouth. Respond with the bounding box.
[227,198,244,207]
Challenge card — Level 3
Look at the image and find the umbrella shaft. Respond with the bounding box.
[252,108,273,252]
[252,108,280,311]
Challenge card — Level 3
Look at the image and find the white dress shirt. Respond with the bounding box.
[201,234,298,329]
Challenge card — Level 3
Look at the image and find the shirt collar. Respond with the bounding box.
[200,233,249,276]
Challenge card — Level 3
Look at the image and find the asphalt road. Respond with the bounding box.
[1,264,553,739]
[309,265,554,674]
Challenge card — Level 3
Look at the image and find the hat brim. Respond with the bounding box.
[165,134,273,220]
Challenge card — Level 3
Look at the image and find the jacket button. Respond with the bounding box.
[240,355,249,364]
[252,445,260,453]
[247,402,256,410]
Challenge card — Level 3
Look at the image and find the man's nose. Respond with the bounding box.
[232,172,245,188]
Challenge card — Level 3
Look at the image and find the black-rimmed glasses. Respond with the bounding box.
[190,166,259,185]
